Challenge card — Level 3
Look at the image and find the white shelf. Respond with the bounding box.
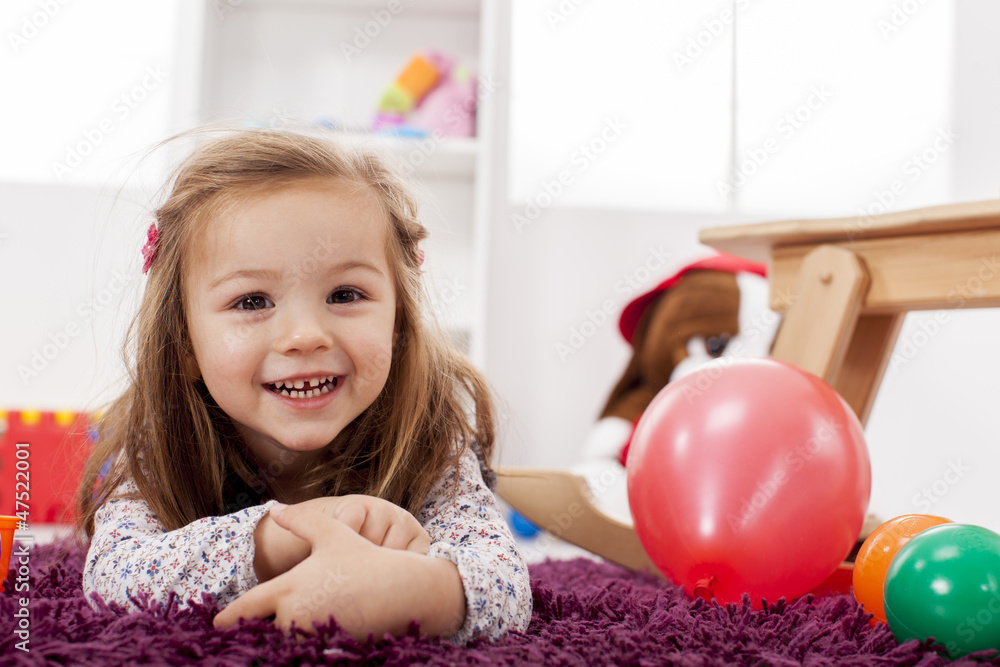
[332,131,479,179]
[229,0,480,16]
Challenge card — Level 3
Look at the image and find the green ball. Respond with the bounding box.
[884,523,1000,658]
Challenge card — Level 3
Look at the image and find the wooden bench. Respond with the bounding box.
[700,198,1000,424]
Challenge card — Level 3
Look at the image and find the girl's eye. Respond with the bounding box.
[234,294,273,311]
[328,289,365,305]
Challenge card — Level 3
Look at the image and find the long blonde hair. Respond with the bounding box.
[77,128,494,535]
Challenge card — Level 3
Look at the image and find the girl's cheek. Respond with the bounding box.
[356,341,394,389]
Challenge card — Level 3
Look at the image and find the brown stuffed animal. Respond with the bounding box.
[574,253,776,522]
[582,253,773,463]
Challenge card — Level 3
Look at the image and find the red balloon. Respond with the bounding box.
[626,358,871,606]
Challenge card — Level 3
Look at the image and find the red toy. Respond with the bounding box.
[0,410,94,524]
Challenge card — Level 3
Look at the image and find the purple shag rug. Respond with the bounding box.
[2,541,999,666]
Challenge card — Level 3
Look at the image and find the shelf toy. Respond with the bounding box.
[378,52,450,116]
[372,51,476,138]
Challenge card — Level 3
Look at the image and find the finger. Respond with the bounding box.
[213,582,280,630]
[270,502,357,548]
[357,509,392,547]
[397,527,430,554]
[330,502,367,534]
[379,521,415,551]
[406,529,431,555]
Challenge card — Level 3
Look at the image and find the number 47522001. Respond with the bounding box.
[14,442,29,524]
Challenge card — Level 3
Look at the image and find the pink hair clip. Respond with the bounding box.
[141,223,159,274]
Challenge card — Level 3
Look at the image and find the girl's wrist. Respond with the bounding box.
[399,552,466,638]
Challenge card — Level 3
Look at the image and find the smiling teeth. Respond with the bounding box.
[270,376,337,399]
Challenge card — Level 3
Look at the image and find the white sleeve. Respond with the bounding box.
[418,447,532,643]
[83,478,277,611]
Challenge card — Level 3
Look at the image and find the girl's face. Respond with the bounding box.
[185,179,398,480]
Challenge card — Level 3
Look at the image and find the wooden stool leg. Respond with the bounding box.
[770,245,870,383]
[829,313,904,426]
[496,468,663,577]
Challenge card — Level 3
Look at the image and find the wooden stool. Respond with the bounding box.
[699,198,1000,425]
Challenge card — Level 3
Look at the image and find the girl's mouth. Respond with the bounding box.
[265,375,338,399]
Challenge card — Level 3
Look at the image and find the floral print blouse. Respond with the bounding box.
[83,447,531,644]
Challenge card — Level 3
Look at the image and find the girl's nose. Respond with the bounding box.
[275,307,334,355]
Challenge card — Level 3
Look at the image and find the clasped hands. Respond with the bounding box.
[213,495,464,640]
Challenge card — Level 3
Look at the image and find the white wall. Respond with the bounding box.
[1,0,183,411]
[0,182,143,411]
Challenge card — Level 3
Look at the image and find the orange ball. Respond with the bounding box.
[853,514,951,624]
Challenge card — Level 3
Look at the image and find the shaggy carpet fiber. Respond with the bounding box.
[2,540,999,666]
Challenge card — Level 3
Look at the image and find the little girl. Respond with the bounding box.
[76,128,531,643]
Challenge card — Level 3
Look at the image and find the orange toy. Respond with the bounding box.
[378,54,445,114]
[853,514,952,624]
[0,514,19,591]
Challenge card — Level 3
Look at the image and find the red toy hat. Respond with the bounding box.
[618,252,768,344]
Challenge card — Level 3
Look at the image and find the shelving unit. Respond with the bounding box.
[173,0,511,365]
